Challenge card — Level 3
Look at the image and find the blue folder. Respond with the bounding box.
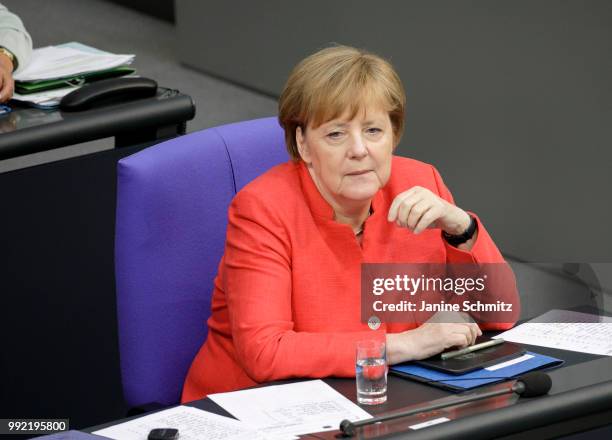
[390,351,564,391]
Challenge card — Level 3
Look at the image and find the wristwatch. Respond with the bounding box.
[0,47,16,71]
[443,215,477,246]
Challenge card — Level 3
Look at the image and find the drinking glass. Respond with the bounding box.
[355,339,387,405]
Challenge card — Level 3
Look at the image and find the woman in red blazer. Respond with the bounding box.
[182,45,518,401]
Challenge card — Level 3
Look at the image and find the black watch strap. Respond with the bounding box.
[443,215,477,246]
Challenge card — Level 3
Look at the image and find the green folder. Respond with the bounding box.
[15,66,136,94]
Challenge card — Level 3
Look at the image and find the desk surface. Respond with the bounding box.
[88,341,612,440]
[0,88,195,160]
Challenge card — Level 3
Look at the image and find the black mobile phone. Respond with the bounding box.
[414,338,526,374]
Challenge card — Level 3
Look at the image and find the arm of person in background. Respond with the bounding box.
[0,3,33,102]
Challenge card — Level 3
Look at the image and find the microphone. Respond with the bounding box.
[339,372,552,437]
[510,371,552,397]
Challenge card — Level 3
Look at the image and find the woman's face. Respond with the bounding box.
[296,106,394,206]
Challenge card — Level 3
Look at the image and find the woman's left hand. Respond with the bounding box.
[387,186,471,235]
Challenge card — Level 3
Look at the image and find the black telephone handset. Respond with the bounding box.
[60,77,158,111]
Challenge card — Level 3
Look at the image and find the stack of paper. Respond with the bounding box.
[14,46,134,82]
[93,406,270,440]
[12,42,135,108]
[12,87,81,108]
[494,309,612,356]
[92,381,371,440]
[208,380,372,439]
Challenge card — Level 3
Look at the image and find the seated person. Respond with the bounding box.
[0,3,33,102]
[182,45,517,401]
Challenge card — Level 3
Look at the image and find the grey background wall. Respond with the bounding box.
[176,0,612,263]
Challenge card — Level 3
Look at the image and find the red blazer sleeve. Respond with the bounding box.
[430,165,520,329]
[223,189,383,383]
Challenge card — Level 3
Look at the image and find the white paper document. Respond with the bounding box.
[494,309,612,356]
[209,380,372,439]
[12,87,77,107]
[14,45,134,82]
[92,405,269,440]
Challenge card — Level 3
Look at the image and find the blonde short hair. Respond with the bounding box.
[278,45,406,161]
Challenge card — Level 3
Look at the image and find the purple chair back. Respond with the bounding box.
[115,117,287,407]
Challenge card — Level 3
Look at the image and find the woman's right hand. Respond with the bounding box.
[386,321,481,365]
